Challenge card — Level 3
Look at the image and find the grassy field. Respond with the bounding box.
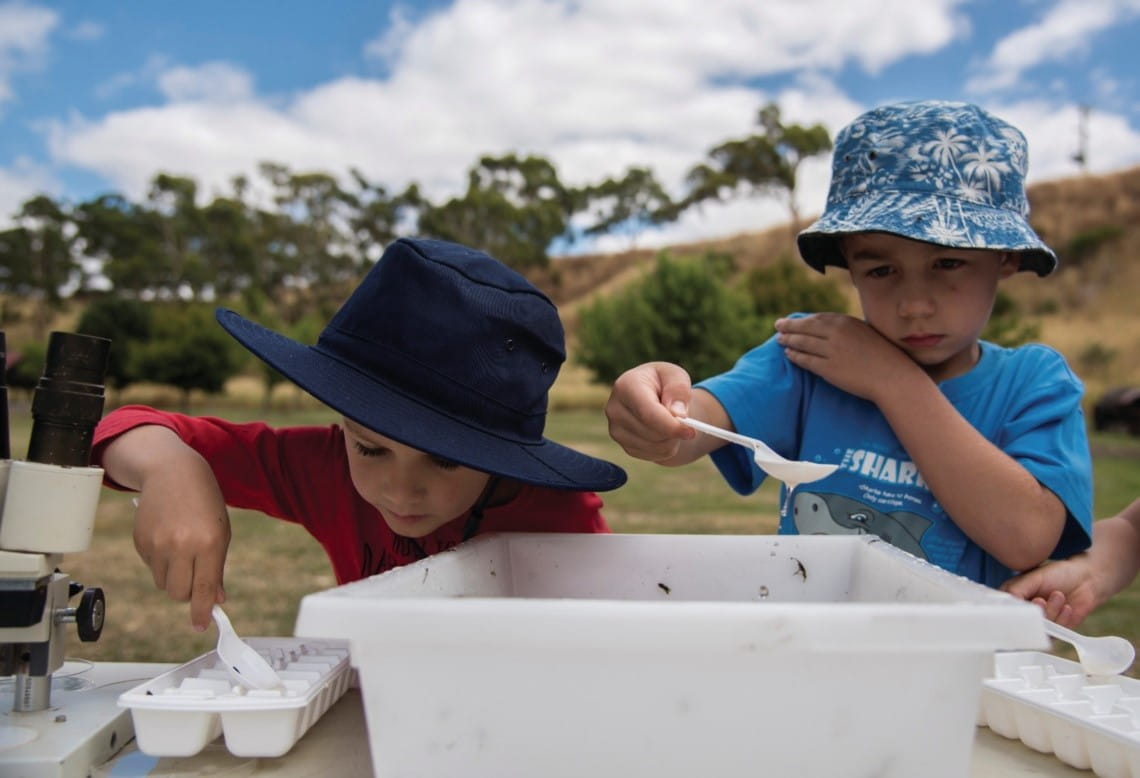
[8,404,1140,673]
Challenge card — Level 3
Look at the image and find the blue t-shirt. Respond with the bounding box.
[697,333,1093,587]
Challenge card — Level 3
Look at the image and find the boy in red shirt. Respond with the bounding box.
[94,238,626,631]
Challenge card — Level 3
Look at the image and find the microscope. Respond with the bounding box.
[0,330,131,776]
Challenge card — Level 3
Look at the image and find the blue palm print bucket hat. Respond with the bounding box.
[797,100,1057,277]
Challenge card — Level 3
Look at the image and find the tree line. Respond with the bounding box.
[0,104,831,335]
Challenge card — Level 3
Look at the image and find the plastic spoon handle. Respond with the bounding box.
[678,417,784,461]
[1044,620,1136,676]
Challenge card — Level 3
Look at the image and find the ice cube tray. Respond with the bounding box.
[118,636,352,758]
[979,649,1140,777]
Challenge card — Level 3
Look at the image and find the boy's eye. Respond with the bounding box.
[865,265,894,279]
[353,441,386,458]
[431,457,460,471]
[935,258,965,270]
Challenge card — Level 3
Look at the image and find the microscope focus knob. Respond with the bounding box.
[76,587,106,642]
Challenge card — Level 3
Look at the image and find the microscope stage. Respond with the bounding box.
[0,661,170,778]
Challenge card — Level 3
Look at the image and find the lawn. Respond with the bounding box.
[8,405,1140,673]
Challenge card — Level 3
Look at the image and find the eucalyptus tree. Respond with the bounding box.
[418,153,576,271]
[147,173,211,297]
[1,195,79,337]
[258,162,360,302]
[685,102,832,235]
[74,193,166,296]
[579,166,677,249]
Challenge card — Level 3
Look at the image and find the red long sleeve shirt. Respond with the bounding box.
[92,406,611,583]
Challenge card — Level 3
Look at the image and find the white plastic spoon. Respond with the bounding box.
[1044,620,1136,677]
[678,417,838,517]
[212,604,283,690]
[678,417,838,486]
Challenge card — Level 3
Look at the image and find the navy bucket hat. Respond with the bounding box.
[216,237,626,492]
[798,100,1056,277]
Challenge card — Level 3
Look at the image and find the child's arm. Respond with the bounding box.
[1002,499,1140,627]
[604,361,729,465]
[775,313,1067,572]
[101,424,232,632]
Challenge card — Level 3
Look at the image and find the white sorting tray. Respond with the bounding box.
[118,637,351,758]
[980,649,1140,777]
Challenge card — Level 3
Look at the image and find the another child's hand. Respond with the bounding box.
[774,314,919,401]
[604,361,697,464]
[1001,556,1100,628]
[1003,510,1140,629]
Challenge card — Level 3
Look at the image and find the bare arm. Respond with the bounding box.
[101,424,231,631]
[604,361,731,466]
[1002,499,1140,627]
[776,314,1066,572]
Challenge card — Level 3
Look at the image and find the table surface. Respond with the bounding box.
[97,686,1089,777]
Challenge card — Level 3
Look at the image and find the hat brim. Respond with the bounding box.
[797,190,1057,277]
[216,309,626,492]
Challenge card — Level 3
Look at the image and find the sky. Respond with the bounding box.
[2,0,1139,254]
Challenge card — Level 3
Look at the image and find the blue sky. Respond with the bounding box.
[2,0,1139,251]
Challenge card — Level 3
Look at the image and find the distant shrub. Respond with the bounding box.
[1032,298,1060,316]
[983,290,1039,347]
[576,252,765,384]
[743,256,848,316]
[1079,342,1118,376]
[1063,225,1124,265]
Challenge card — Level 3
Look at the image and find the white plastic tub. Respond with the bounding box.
[294,533,1048,778]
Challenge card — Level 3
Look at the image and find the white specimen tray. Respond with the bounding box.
[980,649,1140,777]
[118,637,351,758]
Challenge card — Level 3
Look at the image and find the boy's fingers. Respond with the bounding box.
[189,555,226,632]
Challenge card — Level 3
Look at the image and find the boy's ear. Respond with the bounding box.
[999,252,1019,278]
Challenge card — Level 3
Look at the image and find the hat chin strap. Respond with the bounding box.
[462,476,501,541]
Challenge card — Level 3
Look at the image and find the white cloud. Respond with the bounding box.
[997,100,1140,179]
[968,0,1140,93]
[157,61,255,103]
[0,2,58,104]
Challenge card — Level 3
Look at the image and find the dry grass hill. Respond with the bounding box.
[532,164,1140,411]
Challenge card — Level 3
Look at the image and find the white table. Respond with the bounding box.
[96,687,1089,777]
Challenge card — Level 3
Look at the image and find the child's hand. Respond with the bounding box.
[604,361,697,463]
[103,425,232,632]
[133,473,231,632]
[775,314,919,401]
[1001,556,1098,628]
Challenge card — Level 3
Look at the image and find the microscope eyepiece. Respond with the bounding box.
[26,332,111,467]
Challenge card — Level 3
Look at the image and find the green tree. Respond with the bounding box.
[259,162,359,295]
[418,154,574,270]
[5,195,79,338]
[73,193,166,296]
[132,304,243,411]
[577,253,764,384]
[75,297,154,402]
[685,103,832,235]
[148,173,211,297]
[580,166,676,248]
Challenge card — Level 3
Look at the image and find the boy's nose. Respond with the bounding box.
[897,282,935,318]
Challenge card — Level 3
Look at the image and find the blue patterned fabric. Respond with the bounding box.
[798,100,1056,277]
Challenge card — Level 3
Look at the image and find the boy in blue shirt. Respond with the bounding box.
[606,100,1092,587]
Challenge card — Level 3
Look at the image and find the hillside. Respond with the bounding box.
[535,165,1140,407]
